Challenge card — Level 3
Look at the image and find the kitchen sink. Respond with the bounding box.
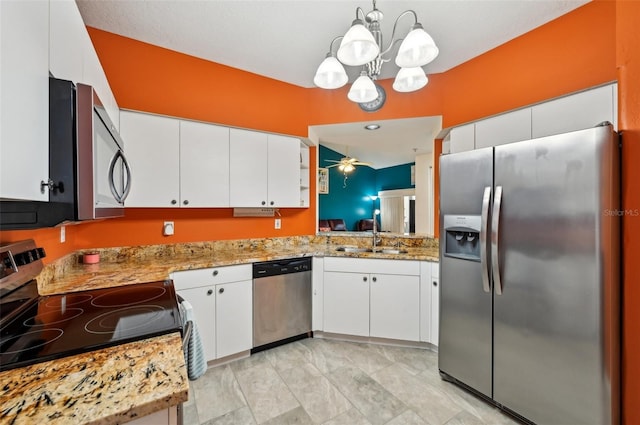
[375,248,409,254]
[335,247,371,253]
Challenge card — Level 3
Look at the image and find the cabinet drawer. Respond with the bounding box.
[324,257,419,275]
[171,264,252,290]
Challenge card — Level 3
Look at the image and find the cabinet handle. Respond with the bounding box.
[207,289,213,295]
[433,281,438,287]
[261,201,266,205]
[171,199,177,205]
[219,287,224,294]
[212,270,219,277]
[363,276,368,282]
[372,276,377,282]
[183,200,189,205]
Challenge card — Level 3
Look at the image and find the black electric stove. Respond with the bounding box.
[0,240,183,372]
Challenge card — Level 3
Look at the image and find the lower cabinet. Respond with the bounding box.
[322,258,421,342]
[129,405,178,425]
[172,265,252,362]
[419,261,439,346]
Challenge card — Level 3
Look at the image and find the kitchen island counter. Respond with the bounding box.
[0,332,187,425]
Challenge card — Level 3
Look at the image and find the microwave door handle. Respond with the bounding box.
[120,152,132,202]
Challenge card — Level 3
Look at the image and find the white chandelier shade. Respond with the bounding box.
[395,24,439,68]
[314,2,439,105]
[393,67,428,92]
[347,72,378,103]
[313,55,349,89]
[337,19,380,66]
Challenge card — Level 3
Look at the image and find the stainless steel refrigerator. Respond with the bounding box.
[438,124,620,424]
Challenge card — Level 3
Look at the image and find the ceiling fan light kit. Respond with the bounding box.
[314,0,439,110]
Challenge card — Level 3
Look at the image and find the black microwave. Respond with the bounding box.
[0,78,131,230]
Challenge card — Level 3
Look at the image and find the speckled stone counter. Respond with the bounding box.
[38,236,439,295]
[0,333,188,425]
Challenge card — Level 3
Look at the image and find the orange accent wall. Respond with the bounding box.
[440,0,617,128]
[616,0,640,422]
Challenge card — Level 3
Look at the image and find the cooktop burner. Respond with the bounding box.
[0,280,182,372]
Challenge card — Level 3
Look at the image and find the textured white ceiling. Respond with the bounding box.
[76,0,590,167]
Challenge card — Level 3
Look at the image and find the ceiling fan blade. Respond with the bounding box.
[353,161,372,167]
[324,159,341,163]
[325,163,341,168]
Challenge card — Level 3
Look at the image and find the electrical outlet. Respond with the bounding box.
[163,221,175,236]
[274,218,281,229]
[60,226,66,243]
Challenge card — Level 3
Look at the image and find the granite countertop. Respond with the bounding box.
[40,242,439,295]
[0,332,188,425]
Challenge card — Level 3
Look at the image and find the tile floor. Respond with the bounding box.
[183,338,519,425]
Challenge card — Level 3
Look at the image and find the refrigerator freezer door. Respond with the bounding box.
[439,147,493,398]
[492,125,620,424]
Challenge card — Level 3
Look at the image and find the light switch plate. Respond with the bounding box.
[163,221,175,236]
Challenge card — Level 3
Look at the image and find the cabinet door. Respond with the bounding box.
[229,129,268,207]
[180,121,230,207]
[177,286,216,363]
[449,123,475,154]
[431,275,440,346]
[370,274,420,341]
[267,134,300,207]
[312,257,324,331]
[0,0,49,201]
[475,108,531,149]
[323,272,369,337]
[531,84,616,138]
[120,111,180,207]
[49,0,84,83]
[215,280,252,358]
[419,262,432,343]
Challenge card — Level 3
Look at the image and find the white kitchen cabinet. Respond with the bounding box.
[128,406,178,425]
[323,258,421,341]
[229,129,269,207]
[448,123,475,154]
[431,269,440,347]
[312,257,324,331]
[121,111,231,208]
[475,108,532,149]
[0,0,49,201]
[50,0,120,130]
[176,285,217,362]
[370,274,420,341]
[299,143,310,208]
[172,264,252,362]
[323,271,370,337]
[120,111,181,207]
[531,84,617,138]
[229,129,302,207]
[419,262,432,343]
[215,280,252,358]
[180,120,230,207]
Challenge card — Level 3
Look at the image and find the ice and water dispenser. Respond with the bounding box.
[443,215,481,261]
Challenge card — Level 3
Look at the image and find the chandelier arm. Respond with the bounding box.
[380,9,418,57]
[355,6,366,21]
[329,36,344,54]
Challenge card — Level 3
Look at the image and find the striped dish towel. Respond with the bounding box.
[179,299,207,380]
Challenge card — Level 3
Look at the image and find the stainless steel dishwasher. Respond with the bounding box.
[252,257,312,351]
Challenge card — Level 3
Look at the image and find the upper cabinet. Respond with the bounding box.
[50,0,119,129]
[122,111,306,209]
[0,0,49,201]
[447,83,617,154]
[229,129,301,208]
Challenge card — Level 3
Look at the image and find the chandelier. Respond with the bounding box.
[313,0,439,108]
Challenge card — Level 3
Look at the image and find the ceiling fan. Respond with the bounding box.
[325,156,372,173]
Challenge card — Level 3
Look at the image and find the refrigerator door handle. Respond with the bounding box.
[480,186,492,293]
[492,185,504,295]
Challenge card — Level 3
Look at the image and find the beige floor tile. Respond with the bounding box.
[192,364,247,423]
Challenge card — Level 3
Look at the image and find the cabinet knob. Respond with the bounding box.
[433,281,438,287]
[212,270,219,276]
[270,201,274,206]
[261,201,266,205]
[363,276,368,282]
[171,199,177,205]
[372,276,377,282]
[219,287,224,294]
[207,289,213,295]
[183,200,189,205]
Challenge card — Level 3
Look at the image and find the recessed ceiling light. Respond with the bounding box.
[364,124,380,130]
